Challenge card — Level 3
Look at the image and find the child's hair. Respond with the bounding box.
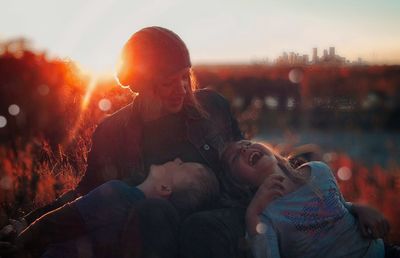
[219,141,308,207]
[168,164,219,218]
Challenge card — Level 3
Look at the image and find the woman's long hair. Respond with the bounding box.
[182,68,209,119]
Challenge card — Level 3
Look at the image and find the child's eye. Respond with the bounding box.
[231,151,240,164]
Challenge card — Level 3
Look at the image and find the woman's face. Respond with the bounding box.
[223,140,278,187]
[156,67,190,114]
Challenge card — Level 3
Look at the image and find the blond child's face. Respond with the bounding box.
[150,158,201,190]
[223,140,278,187]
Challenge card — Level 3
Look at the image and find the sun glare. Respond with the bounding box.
[62,75,98,147]
[81,76,99,110]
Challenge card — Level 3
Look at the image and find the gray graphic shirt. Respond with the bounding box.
[251,161,384,258]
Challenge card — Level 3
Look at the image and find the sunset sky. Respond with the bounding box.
[1,0,400,73]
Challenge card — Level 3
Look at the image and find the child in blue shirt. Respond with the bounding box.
[9,158,219,258]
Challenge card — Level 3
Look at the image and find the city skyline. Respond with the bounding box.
[274,46,365,66]
[1,0,400,74]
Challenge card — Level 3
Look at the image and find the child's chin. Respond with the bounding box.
[256,157,276,171]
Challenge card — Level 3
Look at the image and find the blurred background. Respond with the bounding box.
[0,0,399,243]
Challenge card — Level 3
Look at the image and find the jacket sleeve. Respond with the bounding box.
[17,203,86,253]
[23,190,77,224]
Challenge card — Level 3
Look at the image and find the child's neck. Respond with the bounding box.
[137,179,158,198]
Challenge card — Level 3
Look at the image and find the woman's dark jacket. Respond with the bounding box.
[25,88,243,224]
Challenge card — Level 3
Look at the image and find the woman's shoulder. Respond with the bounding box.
[194,88,229,105]
[94,102,136,136]
[194,88,232,116]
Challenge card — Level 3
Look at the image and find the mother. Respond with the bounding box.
[8,26,245,258]
[3,26,388,258]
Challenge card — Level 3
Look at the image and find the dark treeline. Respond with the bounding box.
[194,64,400,134]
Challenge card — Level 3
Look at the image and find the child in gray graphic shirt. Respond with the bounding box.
[221,140,399,258]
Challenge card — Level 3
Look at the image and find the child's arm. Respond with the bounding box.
[247,219,280,258]
[246,175,285,236]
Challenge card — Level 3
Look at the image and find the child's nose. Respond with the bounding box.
[174,158,183,164]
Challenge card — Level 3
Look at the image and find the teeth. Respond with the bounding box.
[249,151,262,166]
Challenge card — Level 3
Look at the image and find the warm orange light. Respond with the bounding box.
[81,76,98,110]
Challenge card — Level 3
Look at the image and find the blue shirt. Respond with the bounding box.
[73,180,145,257]
[251,161,384,258]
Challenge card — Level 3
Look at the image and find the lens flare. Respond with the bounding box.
[98,98,112,111]
[288,68,304,83]
[337,166,352,181]
[0,116,7,128]
[287,97,295,109]
[265,96,278,109]
[8,104,20,116]
[256,223,267,234]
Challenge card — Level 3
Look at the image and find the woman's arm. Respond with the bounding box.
[349,203,390,239]
[0,189,79,243]
[16,203,86,252]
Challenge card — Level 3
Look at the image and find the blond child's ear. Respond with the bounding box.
[158,184,172,198]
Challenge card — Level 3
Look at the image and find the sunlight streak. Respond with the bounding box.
[63,75,99,147]
[81,76,98,110]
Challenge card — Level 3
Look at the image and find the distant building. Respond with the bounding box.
[312,48,318,63]
[289,52,295,64]
[329,47,335,57]
[274,46,355,66]
[323,49,328,59]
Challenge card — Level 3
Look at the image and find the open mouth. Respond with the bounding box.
[249,151,263,166]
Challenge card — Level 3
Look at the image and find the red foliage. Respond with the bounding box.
[329,152,400,243]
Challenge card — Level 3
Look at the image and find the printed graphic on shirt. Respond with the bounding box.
[281,187,346,236]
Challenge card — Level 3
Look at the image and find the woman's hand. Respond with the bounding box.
[0,219,27,241]
[0,241,18,256]
[246,175,285,236]
[351,204,390,239]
